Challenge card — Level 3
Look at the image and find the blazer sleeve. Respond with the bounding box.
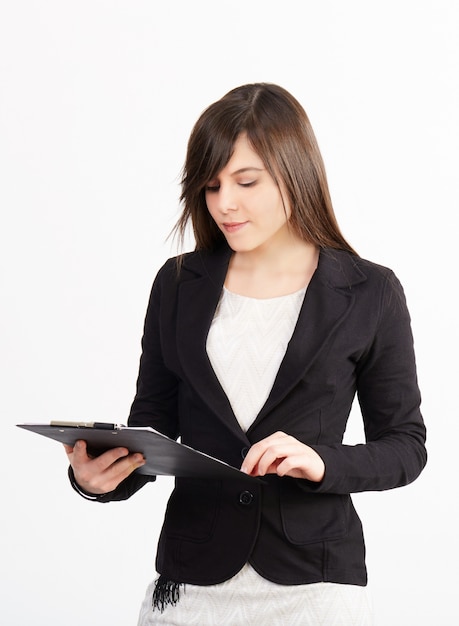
[127,259,180,439]
[69,260,180,502]
[310,270,427,494]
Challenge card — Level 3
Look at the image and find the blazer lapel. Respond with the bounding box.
[248,249,367,432]
[176,247,248,440]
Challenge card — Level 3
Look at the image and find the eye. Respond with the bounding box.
[239,181,256,188]
[205,183,220,192]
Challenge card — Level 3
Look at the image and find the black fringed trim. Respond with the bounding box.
[152,574,185,612]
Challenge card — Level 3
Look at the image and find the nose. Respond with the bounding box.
[216,184,238,214]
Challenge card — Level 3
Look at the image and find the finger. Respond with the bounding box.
[243,446,284,476]
[63,444,74,459]
[71,439,91,461]
[275,455,305,478]
[241,447,264,475]
[245,437,303,476]
[255,446,290,476]
[72,440,130,469]
[93,453,146,493]
[112,452,145,477]
[91,445,131,470]
[241,432,288,474]
[276,450,325,481]
[64,440,90,467]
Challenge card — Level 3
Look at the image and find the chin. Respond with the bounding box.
[225,242,256,253]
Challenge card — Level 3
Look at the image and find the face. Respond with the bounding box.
[205,134,291,254]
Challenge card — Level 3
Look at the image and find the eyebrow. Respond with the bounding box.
[230,167,265,176]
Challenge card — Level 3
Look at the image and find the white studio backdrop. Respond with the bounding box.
[0,1,457,624]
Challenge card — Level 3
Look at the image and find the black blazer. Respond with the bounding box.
[96,245,427,586]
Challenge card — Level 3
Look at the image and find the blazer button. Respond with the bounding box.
[239,491,254,506]
[241,447,249,459]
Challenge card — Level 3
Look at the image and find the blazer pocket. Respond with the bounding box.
[163,477,221,542]
[280,479,349,545]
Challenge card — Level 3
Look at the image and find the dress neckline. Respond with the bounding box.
[222,285,307,302]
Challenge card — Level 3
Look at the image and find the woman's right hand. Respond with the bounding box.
[64,440,146,495]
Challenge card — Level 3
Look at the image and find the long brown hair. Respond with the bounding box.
[174,83,356,255]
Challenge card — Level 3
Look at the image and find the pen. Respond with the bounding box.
[50,420,124,429]
[93,422,122,430]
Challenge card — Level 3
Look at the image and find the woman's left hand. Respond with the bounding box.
[241,431,325,482]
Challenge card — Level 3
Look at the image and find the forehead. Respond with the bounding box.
[221,134,265,173]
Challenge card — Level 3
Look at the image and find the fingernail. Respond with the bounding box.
[241,466,248,474]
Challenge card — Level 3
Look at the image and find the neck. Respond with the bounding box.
[226,233,319,299]
[234,230,317,273]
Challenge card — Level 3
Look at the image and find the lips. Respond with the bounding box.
[222,221,248,233]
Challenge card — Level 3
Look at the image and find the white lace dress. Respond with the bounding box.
[137,287,373,625]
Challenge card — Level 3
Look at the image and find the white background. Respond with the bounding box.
[1,1,457,624]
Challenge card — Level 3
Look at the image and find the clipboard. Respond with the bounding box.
[17,422,259,482]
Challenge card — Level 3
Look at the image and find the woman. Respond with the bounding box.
[66,83,427,625]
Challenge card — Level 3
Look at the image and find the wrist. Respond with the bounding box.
[68,466,108,501]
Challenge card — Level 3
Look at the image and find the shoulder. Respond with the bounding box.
[351,254,406,301]
[319,248,408,316]
[319,248,396,288]
[351,254,394,280]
